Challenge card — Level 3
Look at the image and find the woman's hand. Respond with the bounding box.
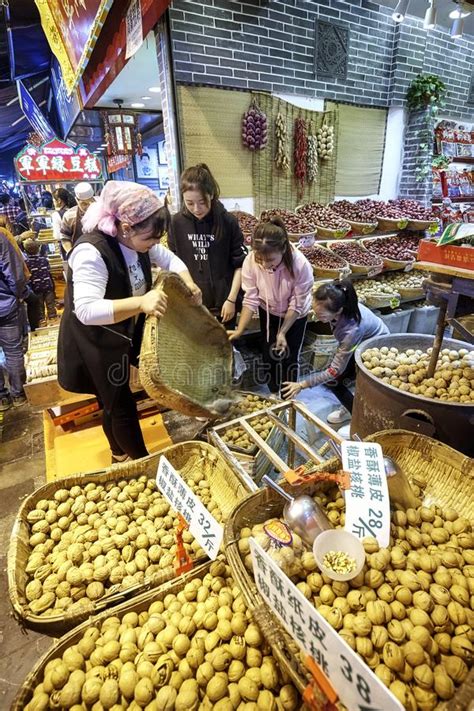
[221,299,236,323]
[140,288,168,317]
[273,331,288,357]
[227,329,243,342]
[188,283,202,306]
[281,380,304,400]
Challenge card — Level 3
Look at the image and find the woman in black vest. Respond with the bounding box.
[58,181,201,463]
[169,164,246,327]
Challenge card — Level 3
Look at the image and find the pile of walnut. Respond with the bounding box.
[361,346,474,402]
[24,560,299,711]
[221,394,275,451]
[239,475,474,710]
[24,473,224,618]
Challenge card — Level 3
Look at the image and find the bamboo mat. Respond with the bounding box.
[43,410,172,481]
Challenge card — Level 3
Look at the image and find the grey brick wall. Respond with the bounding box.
[399,110,434,206]
[169,0,474,120]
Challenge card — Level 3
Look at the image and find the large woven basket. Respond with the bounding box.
[8,441,251,635]
[224,430,474,702]
[139,271,233,418]
[11,560,304,711]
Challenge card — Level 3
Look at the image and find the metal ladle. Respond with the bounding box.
[261,475,332,547]
[328,436,419,509]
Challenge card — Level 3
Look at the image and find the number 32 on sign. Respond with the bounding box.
[250,540,403,711]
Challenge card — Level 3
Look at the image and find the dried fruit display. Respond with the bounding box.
[389,199,437,221]
[331,200,378,224]
[383,271,425,292]
[22,560,300,711]
[241,100,268,151]
[329,241,384,267]
[317,122,334,159]
[293,117,308,199]
[299,244,348,270]
[260,208,316,235]
[307,120,318,184]
[274,112,290,172]
[357,199,408,221]
[230,211,257,236]
[239,475,474,708]
[354,279,401,306]
[297,203,351,231]
[361,346,474,402]
[365,235,420,262]
[22,473,228,618]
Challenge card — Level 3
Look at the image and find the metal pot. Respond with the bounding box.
[352,334,474,456]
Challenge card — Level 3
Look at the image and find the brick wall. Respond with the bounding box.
[169,0,474,120]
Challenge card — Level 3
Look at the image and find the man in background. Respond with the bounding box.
[0,231,28,409]
[0,193,20,230]
[60,182,95,255]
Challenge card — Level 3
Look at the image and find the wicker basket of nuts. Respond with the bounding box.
[298,243,351,279]
[295,203,351,240]
[327,239,384,275]
[260,208,317,243]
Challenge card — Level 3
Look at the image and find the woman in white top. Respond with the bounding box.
[57,181,201,462]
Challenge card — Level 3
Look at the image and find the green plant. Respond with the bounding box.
[432,154,452,170]
[406,74,446,112]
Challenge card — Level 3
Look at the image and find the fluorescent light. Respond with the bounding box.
[424,1,437,29]
[392,0,409,22]
[451,16,464,36]
[148,86,160,93]
[141,96,151,100]
[131,102,145,108]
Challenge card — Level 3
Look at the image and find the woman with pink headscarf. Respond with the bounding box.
[58,181,201,463]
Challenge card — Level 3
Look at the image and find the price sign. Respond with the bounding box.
[251,540,402,711]
[389,297,400,309]
[367,267,383,278]
[341,441,390,548]
[156,456,223,560]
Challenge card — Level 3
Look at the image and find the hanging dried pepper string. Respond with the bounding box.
[294,117,308,200]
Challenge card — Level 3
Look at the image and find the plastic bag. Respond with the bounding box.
[232,346,247,382]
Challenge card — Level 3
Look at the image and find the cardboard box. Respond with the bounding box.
[417,239,474,271]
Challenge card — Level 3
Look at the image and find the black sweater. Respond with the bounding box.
[169,202,246,312]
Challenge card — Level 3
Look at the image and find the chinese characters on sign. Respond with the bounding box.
[341,441,390,548]
[14,139,102,182]
[250,540,402,711]
[126,0,143,59]
[156,456,223,560]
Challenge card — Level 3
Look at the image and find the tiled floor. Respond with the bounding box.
[0,378,349,708]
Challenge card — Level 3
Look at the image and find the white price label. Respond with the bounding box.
[156,456,223,560]
[342,441,390,548]
[250,540,402,711]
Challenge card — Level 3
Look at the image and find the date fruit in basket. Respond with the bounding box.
[260,208,316,234]
[297,203,351,231]
[231,211,257,234]
[299,244,348,270]
[22,559,300,711]
[356,199,408,221]
[238,475,474,708]
[362,346,474,403]
[330,200,377,224]
[368,234,420,261]
[330,241,383,267]
[23,472,227,618]
[389,199,437,221]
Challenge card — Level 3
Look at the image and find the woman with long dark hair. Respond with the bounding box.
[282,279,389,424]
[169,164,246,327]
[230,218,313,394]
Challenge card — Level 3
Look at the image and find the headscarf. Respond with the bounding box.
[82,181,164,237]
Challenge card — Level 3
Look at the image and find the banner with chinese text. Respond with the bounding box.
[35,0,113,94]
[15,139,102,182]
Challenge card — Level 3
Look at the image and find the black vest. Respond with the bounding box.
[57,231,152,410]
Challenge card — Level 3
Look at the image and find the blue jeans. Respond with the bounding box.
[0,308,26,397]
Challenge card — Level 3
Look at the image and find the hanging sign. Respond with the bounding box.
[107,154,131,174]
[35,0,114,94]
[17,80,55,143]
[14,138,102,182]
[251,540,403,711]
[156,455,223,560]
[341,441,390,548]
[125,0,143,59]
[50,58,83,139]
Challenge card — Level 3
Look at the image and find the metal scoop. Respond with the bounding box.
[262,475,332,547]
[328,436,419,510]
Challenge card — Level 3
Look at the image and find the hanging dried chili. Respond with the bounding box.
[294,117,308,199]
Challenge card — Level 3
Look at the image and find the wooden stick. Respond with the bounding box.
[265,412,324,464]
[238,420,289,474]
[427,299,448,379]
[293,401,345,444]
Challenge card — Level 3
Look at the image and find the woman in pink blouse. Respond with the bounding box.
[229,218,313,394]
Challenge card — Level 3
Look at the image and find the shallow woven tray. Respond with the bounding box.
[375,215,409,231]
[363,290,401,309]
[326,239,384,275]
[347,219,378,235]
[406,218,439,232]
[314,223,351,239]
[361,236,415,270]
[139,272,233,418]
[224,430,474,701]
[8,441,251,635]
[397,285,425,299]
[12,559,306,711]
[287,229,317,243]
